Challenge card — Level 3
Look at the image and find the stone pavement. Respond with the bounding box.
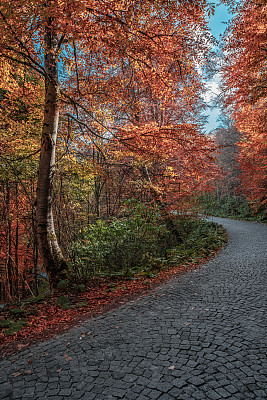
[0,217,266,400]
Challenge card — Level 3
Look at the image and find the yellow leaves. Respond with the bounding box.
[64,58,74,76]
[0,59,43,160]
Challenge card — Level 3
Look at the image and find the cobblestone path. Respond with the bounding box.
[0,218,266,400]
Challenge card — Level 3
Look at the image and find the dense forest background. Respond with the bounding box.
[0,0,266,308]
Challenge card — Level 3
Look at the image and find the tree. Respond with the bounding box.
[222,0,267,210]
[0,58,42,300]
[0,0,214,288]
[212,121,241,197]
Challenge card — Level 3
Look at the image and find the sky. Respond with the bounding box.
[208,3,231,40]
[203,2,232,132]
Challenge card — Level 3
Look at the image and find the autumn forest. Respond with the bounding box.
[0,0,266,340]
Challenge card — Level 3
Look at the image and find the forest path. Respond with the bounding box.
[0,218,267,400]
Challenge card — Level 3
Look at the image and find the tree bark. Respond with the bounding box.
[5,180,13,301]
[36,23,67,290]
[14,183,19,300]
[141,165,182,243]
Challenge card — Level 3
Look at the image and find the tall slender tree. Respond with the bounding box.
[0,0,214,288]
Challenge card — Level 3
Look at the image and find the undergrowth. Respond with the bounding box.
[198,193,267,222]
[69,200,227,281]
[0,201,227,339]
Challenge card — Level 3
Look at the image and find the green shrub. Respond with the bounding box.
[70,201,166,279]
[167,218,227,265]
[3,319,28,336]
[56,280,69,289]
[69,200,227,280]
[0,319,12,327]
[198,193,267,222]
[9,308,25,317]
[56,295,74,310]
[28,293,46,304]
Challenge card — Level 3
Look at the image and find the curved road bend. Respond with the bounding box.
[0,217,266,400]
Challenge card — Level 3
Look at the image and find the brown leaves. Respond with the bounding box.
[1,259,208,352]
[12,369,32,377]
[64,353,72,362]
[17,344,28,351]
[24,369,32,375]
[12,371,22,378]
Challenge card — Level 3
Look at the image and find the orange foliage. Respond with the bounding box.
[0,0,219,292]
[222,0,267,208]
[114,123,216,211]
[0,59,43,158]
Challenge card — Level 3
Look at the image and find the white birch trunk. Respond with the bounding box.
[36,24,67,289]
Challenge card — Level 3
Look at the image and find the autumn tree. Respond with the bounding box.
[0,0,215,288]
[212,120,241,197]
[0,59,42,299]
[222,0,267,211]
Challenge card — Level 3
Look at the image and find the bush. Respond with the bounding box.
[70,201,167,279]
[167,218,227,264]
[70,200,227,281]
[198,193,267,222]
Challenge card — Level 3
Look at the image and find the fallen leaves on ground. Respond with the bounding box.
[0,246,224,357]
[64,353,72,362]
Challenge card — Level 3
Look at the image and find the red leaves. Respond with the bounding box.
[64,353,72,362]
[222,0,267,209]
[12,372,23,378]
[0,251,218,354]
[12,369,32,377]
[113,122,216,211]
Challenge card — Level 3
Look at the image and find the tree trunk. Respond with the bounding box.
[14,183,19,300]
[141,165,182,243]
[32,207,39,296]
[36,24,67,290]
[5,180,13,301]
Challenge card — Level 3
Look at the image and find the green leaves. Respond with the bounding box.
[198,193,266,222]
[70,201,226,281]
[56,296,74,310]
[9,308,25,317]
[70,202,166,279]
[28,294,46,304]
[0,319,12,327]
[0,318,28,336]
[56,280,69,289]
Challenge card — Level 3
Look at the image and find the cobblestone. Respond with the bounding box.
[0,218,266,399]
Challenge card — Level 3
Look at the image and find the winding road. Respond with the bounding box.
[0,217,267,399]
